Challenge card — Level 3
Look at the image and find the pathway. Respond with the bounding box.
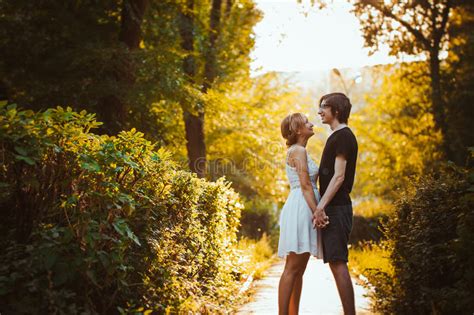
[237,258,373,314]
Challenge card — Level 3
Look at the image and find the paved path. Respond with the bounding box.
[237,258,373,314]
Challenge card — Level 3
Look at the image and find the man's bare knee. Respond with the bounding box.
[329,260,346,267]
[329,261,348,274]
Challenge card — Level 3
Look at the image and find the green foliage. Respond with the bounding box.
[352,62,443,199]
[205,73,318,239]
[206,73,301,201]
[444,3,474,164]
[366,163,474,314]
[239,197,279,240]
[0,103,245,314]
[205,74,317,197]
[0,0,286,245]
[0,1,122,108]
[0,0,195,136]
[0,0,262,141]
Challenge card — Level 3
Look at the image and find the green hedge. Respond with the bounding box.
[0,103,244,314]
[368,160,474,314]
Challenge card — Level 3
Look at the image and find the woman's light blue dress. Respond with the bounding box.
[278,145,324,259]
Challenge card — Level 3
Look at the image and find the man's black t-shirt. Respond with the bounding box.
[319,127,358,206]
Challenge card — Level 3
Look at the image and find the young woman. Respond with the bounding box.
[278,113,328,315]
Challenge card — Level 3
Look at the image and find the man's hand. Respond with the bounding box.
[313,207,329,229]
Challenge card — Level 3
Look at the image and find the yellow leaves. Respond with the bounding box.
[352,62,442,199]
[134,307,153,314]
[6,107,17,119]
[234,234,275,280]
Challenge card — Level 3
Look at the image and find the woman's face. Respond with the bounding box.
[297,115,314,139]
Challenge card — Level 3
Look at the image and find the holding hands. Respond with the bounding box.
[313,207,329,229]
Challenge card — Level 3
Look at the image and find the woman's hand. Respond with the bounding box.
[313,207,329,229]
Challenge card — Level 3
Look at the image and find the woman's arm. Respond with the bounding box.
[289,146,319,214]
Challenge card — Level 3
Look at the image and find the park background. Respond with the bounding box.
[0,0,473,314]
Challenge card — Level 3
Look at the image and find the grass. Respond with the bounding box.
[350,199,394,277]
[349,241,394,278]
[231,233,278,312]
[235,233,277,281]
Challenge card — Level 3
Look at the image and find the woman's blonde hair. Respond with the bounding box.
[281,113,306,147]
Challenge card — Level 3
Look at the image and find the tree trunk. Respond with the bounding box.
[429,48,456,162]
[179,0,207,178]
[99,0,148,135]
[183,111,206,177]
[119,0,148,49]
[225,0,233,17]
[201,0,223,179]
[203,0,222,92]
[0,80,8,101]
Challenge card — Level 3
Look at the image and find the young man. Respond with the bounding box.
[313,92,358,315]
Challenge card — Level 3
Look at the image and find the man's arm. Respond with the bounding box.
[313,154,346,227]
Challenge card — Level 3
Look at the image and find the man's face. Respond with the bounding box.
[318,100,335,124]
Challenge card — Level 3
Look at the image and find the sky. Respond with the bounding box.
[250,0,408,74]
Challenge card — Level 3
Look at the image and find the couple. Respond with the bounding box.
[278,92,358,315]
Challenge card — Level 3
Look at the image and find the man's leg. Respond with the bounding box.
[329,261,355,315]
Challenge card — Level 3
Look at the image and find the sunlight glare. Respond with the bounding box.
[251,0,417,74]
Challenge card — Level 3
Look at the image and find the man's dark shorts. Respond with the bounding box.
[322,204,353,264]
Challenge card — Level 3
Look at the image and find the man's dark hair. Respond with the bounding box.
[319,92,352,124]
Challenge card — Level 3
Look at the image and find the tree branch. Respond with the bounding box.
[360,0,432,49]
[433,0,451,46]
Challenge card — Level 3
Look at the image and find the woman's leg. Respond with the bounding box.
[289,256,310,315]
[278,252,310,315]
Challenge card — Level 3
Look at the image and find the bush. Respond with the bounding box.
[349,200,393,244]
[0,103,244,314]
[350,215,385,244]
[239,198,279,241]
[368,161,474,314]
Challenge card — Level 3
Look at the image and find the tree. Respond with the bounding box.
[0,0,184,136]
[443,1,474,164]
[205,72,319,237]
[99,0,149,134]
[178,0,260,177]
[178,0,207,177]
[310,0,458,161]
[351,62,443,199]
[349,0,454,161]
[0,0,122,113]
